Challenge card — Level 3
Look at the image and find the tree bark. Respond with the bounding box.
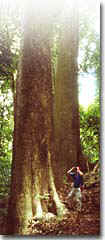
[7,3,66,235]
[54,2,81,186]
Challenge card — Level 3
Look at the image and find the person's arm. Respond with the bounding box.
[67,167,75,174]
[77,167,83,176]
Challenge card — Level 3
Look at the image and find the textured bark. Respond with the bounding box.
[54,2,81,186]
[7,3,67,235]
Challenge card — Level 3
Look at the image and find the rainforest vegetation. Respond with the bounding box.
[0,0,100,235]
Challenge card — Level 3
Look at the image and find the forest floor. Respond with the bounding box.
[0,170,100,236]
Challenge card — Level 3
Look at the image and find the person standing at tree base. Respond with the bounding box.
[67,166,84,214]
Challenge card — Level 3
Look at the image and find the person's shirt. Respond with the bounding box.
[69,172,83,188]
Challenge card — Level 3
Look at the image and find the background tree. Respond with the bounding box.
[78,2,100,171]
[79,6,100,92]
[0,5,20,198]
[53,2,82,186]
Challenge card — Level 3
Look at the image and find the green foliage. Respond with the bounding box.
[80,97,100,163]
[79,9,100,164]
[0,96,13,197]
[79,10,100,91]
[0,9,20,197]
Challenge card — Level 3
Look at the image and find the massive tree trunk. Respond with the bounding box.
[7,3,66,235]
[54,2,81,186]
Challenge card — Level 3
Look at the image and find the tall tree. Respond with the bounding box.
[54,2,82,186]
[7,2,66,235]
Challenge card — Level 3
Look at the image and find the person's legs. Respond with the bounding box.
[75,188,82,212]
[68,187,75,198]
[67,187,76,209]
[75,188,82,222]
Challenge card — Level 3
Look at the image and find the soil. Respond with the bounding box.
[28,171,100,236]
[0,171,100,236]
